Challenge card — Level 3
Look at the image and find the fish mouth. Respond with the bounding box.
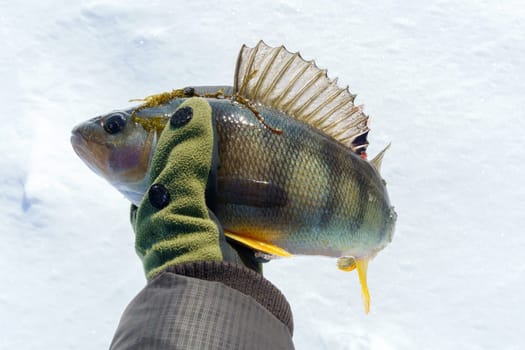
[70,131,89,160]
[70,130,111,178]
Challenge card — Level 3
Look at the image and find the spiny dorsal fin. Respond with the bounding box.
[234,40,370,153]
[370,143,391,173]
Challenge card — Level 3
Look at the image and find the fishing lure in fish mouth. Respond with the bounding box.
[71,41,397,314]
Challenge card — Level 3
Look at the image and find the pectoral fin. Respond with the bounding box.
[338,256,371,314]
[218,177,288,208]
[224,231,293,257]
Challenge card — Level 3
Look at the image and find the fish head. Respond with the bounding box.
[71,109,160,204]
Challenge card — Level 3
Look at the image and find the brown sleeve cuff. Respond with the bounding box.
[163,261,294,334]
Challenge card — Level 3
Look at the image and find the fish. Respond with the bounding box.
[71,41,397,313]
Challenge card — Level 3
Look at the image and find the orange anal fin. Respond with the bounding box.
[356,258,371,314]
[224,231,293,257]
[337,256,371,314]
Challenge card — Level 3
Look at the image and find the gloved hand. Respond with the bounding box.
[130,97,261,279]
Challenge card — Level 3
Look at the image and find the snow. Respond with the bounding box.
[2,0,524,349]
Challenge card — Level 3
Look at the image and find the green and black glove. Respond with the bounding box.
[130,97,261,279]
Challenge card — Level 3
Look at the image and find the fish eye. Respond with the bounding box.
[103,113,127,134]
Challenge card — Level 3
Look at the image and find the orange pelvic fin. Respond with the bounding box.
[224,231,293,257]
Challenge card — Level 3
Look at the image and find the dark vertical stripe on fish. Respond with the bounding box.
[319,138,341,230]
[353,163,368,232]
[378,201,390,244]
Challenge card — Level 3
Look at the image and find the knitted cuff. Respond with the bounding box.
[163,261,294,334]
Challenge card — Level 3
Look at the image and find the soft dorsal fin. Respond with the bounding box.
[370,143,391,173]
[234,40,370,153]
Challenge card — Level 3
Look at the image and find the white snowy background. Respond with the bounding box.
[2,0,524,349]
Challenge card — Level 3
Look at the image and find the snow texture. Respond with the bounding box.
[2,1,524,349]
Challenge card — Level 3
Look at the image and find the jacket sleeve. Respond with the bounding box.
[110,261,295,350]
